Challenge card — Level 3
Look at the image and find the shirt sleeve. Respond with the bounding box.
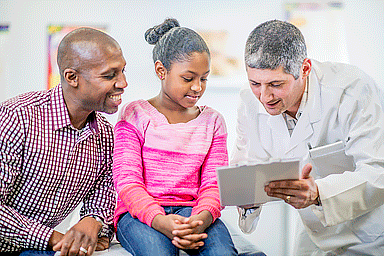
[113,120,165,227]
[0,105,53,250]
[230,99,251,165]
[80,125,116,239]
[191,114,228,222]
[313,77,384,227]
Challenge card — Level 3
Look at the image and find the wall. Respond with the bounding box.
[1,0,384,255]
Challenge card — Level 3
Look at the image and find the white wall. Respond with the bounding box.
[1,1,383,255]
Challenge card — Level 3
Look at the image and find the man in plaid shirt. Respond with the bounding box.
[0,27,127,255]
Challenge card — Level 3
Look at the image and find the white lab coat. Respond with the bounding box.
[231,60,384,254]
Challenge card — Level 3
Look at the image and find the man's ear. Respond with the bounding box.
[301,58,312,79]
[63,68,79,88]
[154,60,166,80]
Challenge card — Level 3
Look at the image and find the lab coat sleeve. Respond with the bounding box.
[231,92,266,234]
[230,99,250,166]
[237,205,263,234]
[313,77,384,227]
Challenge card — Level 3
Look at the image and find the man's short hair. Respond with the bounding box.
[245,20,307,79]
[57,27,119,79]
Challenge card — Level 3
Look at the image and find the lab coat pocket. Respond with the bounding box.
[309,141,355,178]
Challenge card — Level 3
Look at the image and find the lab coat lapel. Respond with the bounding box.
[258,101,290,158]
[287,112,313,154]
[287,67,322,154]
[268,115,291,158]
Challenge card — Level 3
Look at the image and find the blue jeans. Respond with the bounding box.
[116,206,238,256]
[18,251,55,256]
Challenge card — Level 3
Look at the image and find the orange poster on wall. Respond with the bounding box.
[47,24,108,90]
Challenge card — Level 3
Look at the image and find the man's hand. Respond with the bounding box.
[95,236,110,251]
[52,216,102,256]
[171,210,212,250]
[264,163,319,209]
[48,230,64,250]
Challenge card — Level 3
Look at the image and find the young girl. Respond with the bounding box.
[113,18,237,255]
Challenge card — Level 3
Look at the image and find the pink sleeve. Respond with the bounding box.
[113,120,165,227]
[191,116,228,222]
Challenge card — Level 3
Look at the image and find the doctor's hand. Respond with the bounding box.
[264,163,320,209]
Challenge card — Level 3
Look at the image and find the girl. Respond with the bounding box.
[113,18,237,256]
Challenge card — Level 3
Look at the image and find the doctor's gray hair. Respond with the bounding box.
[145,18,210,70]
[245,20,307,80]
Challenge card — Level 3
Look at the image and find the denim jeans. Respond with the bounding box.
[17,251,55,256]
[116,206,238,256]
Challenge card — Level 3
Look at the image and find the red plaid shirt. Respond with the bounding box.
[0,85,116,252]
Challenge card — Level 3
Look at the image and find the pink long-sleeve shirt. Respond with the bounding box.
[113,100,228,228]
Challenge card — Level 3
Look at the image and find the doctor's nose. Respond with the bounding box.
[260,86,273,103]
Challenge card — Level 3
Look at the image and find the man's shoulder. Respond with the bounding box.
[1,89,50,111]
[313,60,372,90]
[313,59,362,73]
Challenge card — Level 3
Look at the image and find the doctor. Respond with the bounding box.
[232,19,384,255]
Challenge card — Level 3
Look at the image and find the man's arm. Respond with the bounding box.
[230,99,250,166]
[266,78,384,226]
[0,105,54,250]
[312,79,384,226]
[80,126,116,241]
[230,94,265,234]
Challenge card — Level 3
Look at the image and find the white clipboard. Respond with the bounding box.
[216,158,301,206]
[308,140,355,177]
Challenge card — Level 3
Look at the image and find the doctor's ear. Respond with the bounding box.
[301,58,312,78]
[63,68,79,88]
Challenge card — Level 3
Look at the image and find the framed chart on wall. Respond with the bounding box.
[284,1,349,63]
[47,24,108,90]
[195,29,247,90]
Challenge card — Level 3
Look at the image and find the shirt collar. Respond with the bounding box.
[51,84,72,131]
[50,84,99,134]
[296,80,309,119]
[284,77,309,120]
[84,111,100,135]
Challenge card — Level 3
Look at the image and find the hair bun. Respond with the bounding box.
[145,18,180,45]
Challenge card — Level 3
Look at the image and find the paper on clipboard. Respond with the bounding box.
[216,159,301,206]
[309,140,355,177]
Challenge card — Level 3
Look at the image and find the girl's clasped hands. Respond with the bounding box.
[152,211,213,250]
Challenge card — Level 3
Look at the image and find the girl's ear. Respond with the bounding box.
[63,68,79,88]
[155,60,166,80]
